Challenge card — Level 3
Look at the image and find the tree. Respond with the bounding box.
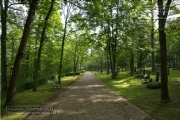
[166,18,180,67]
[157,0,172,102]
[148,0,156,72]
[58,1,77,84]
[33,0,55,91]
[5,0,39,106]
[1,0,9,94]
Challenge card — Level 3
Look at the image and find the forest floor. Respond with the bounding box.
[22,71,155,120]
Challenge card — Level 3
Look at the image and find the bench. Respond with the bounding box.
[52,81,61,90]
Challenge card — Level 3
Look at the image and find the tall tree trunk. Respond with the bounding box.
[58,7,69,85]
[106,55,109,74]
[105,29,110,75]
[33,0,55,91]
[5,0,39,106]
[150,0,155,72]
[107,27,113,77]
[159,30,170,101]
[106,46,110,75]
[158,0,171,102]
[111,38,116,79]
[111,22,116,79]
[130,53,134,75]
[1,0,9,94]
[99,53,103,74]
[73,41,78,77]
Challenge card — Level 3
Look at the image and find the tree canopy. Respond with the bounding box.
[1,0,180,105]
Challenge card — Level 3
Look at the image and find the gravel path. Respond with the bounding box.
[23,71,154,120]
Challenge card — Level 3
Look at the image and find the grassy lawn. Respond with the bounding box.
[94,69,180,120]
[1,75,81,120]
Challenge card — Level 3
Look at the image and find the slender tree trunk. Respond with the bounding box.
[5,0,39,106]
[25,51,30,77]
[99,53,103,74]
[150,1,155,72]
[1,0,9,94]
[130,53,134,75]
[158,0,171,102]
[107,28,113,77]
[58,10,68,85]
[106,51,110,75]
[73,41,78,77]
[111,23,116,79]
[33,0,55,91]
[111,38,116,79]
[105,29,110,75]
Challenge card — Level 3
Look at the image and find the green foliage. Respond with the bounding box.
[65,72,80,76]
[38,78,47,85]
[147,82,161,89]
[2,0,179,116]
[18,80,34,92]
[81,70,86,73]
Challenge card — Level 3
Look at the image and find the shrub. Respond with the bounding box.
[50,75,56,80]
[147,82,161,89]
[81,70,86,73]
[65,72,73,76]
[38,78,48,85]
[65,72,80,76]
[142,78,152,84]
[75,72,80,75]
[22,80,34,90]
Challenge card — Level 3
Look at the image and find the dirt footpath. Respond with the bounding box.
[23,71,154,120]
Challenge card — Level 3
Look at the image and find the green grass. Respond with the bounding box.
[94,69,180,120]
[1,75,81,120]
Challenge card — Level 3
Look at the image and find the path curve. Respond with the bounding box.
[23,72,154,120]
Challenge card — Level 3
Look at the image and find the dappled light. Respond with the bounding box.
[1,0,180,120]
[95,70,180,120]
[23,72,152,120]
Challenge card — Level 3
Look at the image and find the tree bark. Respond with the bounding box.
[33,0,55,91]
[5,0,39,106]
[105,29,110,75]
[1,0,9,94]
[159,30,170,101]
[107,26,113,78]
[99,53,103,74]
[158,0,171,102]
[111,37,116,79]
[58,4,69,84]
[150,5,155,72]
[106,50,110,75]
[73,41,78,77]
[130,53,134,75]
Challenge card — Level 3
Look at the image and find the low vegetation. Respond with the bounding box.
[94,69,180,120]
[1,75,81,120]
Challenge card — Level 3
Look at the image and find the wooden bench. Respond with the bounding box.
[52,81,61,90]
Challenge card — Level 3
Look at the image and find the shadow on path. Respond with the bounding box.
[23,71,154,120]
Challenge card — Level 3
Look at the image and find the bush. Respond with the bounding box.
[50,75,56,80]
[142,78,153,84]
[75,72,80,75]
[65,72,80,76]
[38,78,47,85]
[81,70,86,73]
[22,80,34,90]
[65,72,73,76]
[147,82,161,89]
